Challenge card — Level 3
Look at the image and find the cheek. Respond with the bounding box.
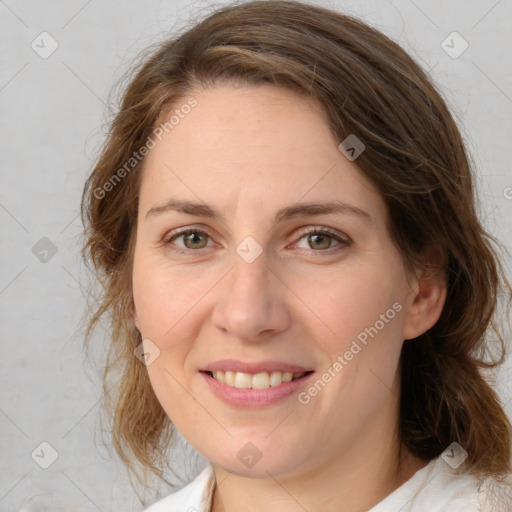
[285,264,406,446]
[303,264,403,350]
[132,257,205,421]
[132,255,204,342]
[302,263,406,408]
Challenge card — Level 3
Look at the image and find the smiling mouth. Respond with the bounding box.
[202,370,314,389]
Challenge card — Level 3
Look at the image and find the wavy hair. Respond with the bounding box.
[81,0,512,495]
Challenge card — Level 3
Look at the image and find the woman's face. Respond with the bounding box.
[132,83,436,478]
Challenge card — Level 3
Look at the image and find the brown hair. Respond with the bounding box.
[81,0,512,494]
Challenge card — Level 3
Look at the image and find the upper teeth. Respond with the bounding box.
[212,370,305,389]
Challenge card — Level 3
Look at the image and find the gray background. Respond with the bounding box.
[1,0,511,511]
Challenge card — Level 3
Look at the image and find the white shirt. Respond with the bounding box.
[142,455,512,511]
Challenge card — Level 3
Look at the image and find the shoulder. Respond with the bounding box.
[141,463,215,512]
[371,455,512,512]
[477,471,512,512]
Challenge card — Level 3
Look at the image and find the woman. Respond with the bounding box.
[82,1,512,510]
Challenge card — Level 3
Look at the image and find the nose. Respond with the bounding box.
[211,252,291,342]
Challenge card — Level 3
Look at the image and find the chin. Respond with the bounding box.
[210,446,309,479]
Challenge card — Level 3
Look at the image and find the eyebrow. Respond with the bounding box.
[145,199,372,224]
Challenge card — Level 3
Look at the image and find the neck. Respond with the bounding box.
[210,433,428,512]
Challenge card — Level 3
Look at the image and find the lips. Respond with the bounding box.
[200,367,315,407]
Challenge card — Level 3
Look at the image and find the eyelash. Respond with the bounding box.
[162,226,352,256]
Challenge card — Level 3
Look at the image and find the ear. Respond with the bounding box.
[402,262,447,341]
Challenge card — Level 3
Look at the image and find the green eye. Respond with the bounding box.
[166,229,212,251]
[304,232,337,250]
[164,227,351,255]
[293,228,351,253]
[181,231,209,249]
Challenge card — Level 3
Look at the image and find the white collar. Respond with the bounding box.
[143,455,512,511]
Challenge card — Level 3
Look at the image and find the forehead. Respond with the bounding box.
[139,83,383,221]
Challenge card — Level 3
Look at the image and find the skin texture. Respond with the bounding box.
[132,83,447,512]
